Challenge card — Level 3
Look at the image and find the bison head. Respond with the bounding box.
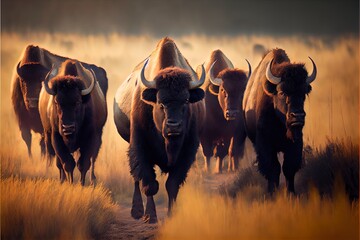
[140,59,205,167]
[208,60,251,120]
[263,57,316,141]
[16,62,48,111]
[44,61,95,145]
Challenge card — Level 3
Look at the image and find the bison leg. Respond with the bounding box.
[131,181,144,219]
[165,177,180,216]
[40,134,46,157]
[257,149,280,194]
[45,131,55,159]
[52,132,75,184]
[228,132,246,172]
[166,163,191,216]
[141,180,159,223]
[214,139,230,174]
[143,196,158,224]
[56,156,66,183]
[90,158,97,186]
[204,157,211,172]
[201,138,214,173]
[21,127,32,158]
[77,155,91,186]
[283,144,302,194]
[89,135,102,186]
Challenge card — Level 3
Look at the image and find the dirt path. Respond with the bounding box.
[102,173,237,239]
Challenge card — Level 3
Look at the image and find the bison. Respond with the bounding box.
[243,48,316,193]
[113,37,205,223]
[200,50,251,173]
[39,59,107,186]
[11,45,108,157]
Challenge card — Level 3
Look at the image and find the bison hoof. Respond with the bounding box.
[91,179,97,187]
[142,214,158,224]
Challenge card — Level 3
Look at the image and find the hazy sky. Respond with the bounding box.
[1,0,359,36]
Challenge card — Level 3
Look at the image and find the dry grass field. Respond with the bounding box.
[1,32,358,239]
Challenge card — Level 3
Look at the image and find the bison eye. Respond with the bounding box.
[278,91,286,98]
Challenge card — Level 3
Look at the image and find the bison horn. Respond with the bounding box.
[16,62,22,77]
[140,58,156,89]
[190,64,206,89]
[245,59,252,79]
[306,57,317,84]
[266,58,281,85]
[209,61,223,86]
[81,69,96,95]
[43,64,57,96]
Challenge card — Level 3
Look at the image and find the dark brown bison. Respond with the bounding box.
[113,37,205,223]
[11,45,108,157]
[243,48,316,193]
[39,59,107,186]
[200,50,251,173]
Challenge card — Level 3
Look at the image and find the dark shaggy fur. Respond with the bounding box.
[49,76,86,94]
[155,67,192,91]
[114,37,205,223]
[11,45,109,158]
[39,60,108,186]
[244,48,315,194]
[218,68,247,81]
[201,50,248,173]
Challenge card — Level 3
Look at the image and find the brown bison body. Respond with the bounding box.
[113,37,205,223]
[243,48,316,193]
[39,60,107,185]
[200,50,250,173]
[11,45,108,157]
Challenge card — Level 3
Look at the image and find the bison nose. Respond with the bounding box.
[288,112,306,127]
[166,119,182,136]
[166,119,182,128]
[62,123,76,136]
[225,110,239,120]
[290,112,306,118]
[26,98,39,108]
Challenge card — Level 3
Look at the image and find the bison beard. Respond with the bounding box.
[165,136,184,167]
[286,126,303,142]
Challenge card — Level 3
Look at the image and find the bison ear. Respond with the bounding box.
[141,88,157,104]
[263,81,277,96]
[189,88,205,103]
[208,85,219,96]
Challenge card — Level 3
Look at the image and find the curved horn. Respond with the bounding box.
[140,58,156,89]
[81,69,96,95]
[306,57,317,84]
[266,58,281,85]
[43,64,57,96]
[245,59,252,79]
[209,61,223,86]
[16,62,22,77]
[189,64,206,89]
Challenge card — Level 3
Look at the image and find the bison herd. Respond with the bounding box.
[11,37,316,223]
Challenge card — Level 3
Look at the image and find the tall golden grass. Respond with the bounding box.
[1,32,358,238]
[158,183,359,240]
[1,177,116,239]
